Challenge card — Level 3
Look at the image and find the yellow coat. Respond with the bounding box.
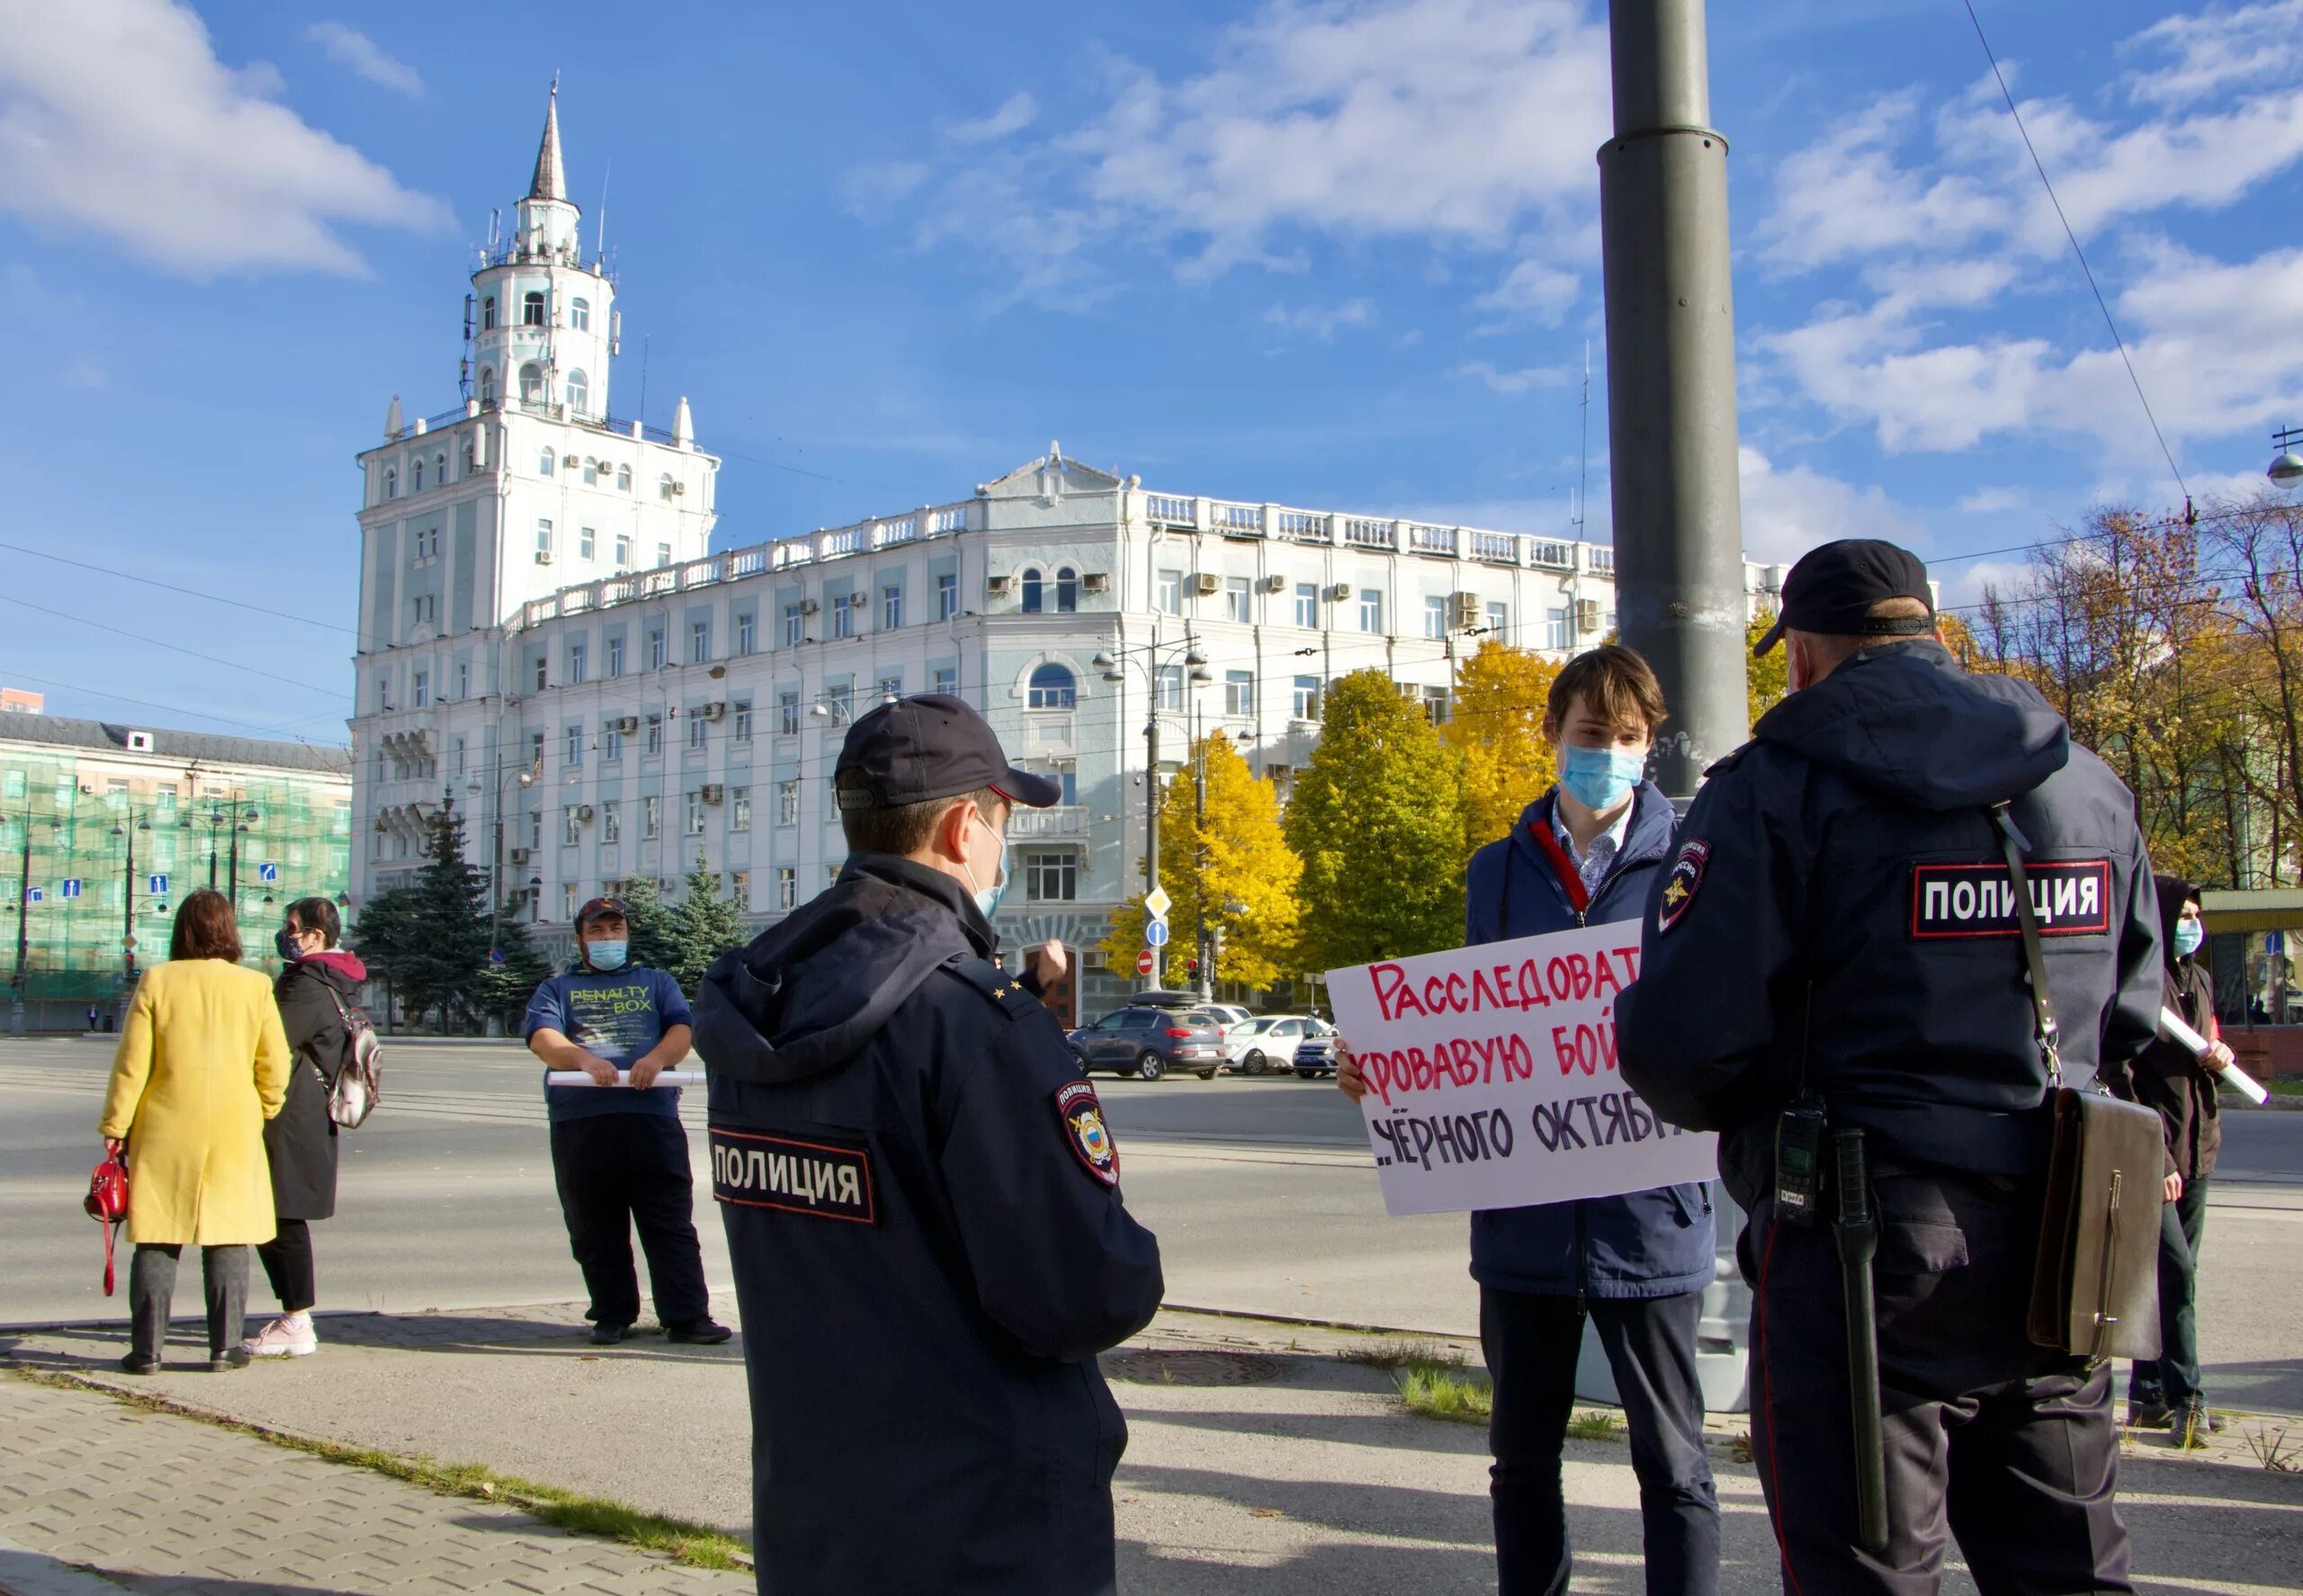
[97,958,292,1247]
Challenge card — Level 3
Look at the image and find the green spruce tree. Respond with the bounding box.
[358,808,494,1030]
[610,874,681,974]
[668,857,751,994]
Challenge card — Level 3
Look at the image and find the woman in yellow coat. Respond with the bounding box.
[97,890,292,1373]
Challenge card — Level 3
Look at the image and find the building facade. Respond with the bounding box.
[349,94,1779,1022]
[3,711,353,1031]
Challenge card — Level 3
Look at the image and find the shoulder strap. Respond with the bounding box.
[1986,802,2064,1088]
[945,955,1043,1022]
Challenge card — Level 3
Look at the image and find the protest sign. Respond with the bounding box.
[1329,923,1717,1217]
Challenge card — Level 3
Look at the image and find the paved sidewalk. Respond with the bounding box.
[4,1305,2301,1594]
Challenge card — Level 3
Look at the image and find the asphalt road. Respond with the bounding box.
[8,1036,2303,1412]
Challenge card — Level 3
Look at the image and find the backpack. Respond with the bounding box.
[320,983,383,1128]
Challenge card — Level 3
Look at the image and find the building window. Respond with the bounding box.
[606,636,625,677]
[1024,850,1078,902]
[1224,670,1255,717]
[690,620,711,663]
[412,670,430,706]
[562,883,578,920]
[578,526,596,560]
[822,683,854,722]
[1359,589,1384,632]
[538,445,554,476]
[876,674,903,704]
[533,654,548,692]
[566,370,589,414]
[1425,595,1449,640]
[778,692,801,735]
[657,542,672,569]
[463,438,476,474]
[1027,664,1077,710]
[736,612,757,655]
[616,464,632,492]
[649,627,667,669]
[522,291,545,327]
[659,475,677,501]
[528,809,542,852]
[520,363,544,402]
[582,457,598,484]
[1154,665,1183,711]
[730,787,751,831]
[570,297,590,331]
[1546,606,1570,650]
[936,572,957,620]
[453,735,468,775]
[412,458,425,492]
[730,870,749,910]
[563,806,582,846]
[831,596,855,641]
[777,867,796,910]
[1293,676,1321,720]
[1020,568,1044,614]
[777,780,799,826]
[1486,601,1508,638]
[529,729,546,771]
[455,661,470,698]
[686,791,706,836]
[732,699,753,741]
[569,642,587,683]
[477,368,496,407]
[1156,569,1184,614]
[615,533,632,569]
[604,722,623,761]
[566,726,584,767]
[932,667,957,695]
[1055,567,1078,613]
[435,451,445,485]
[481,295,497,330]
[1424,686,1452,725]
[1224,578,1252,623]
[783,604,804,647]
[643,795,660,839]
[645,713,662,756]
[688,713,708,750]
[603,801,621,843]
[828,865,840,888]
[882,584,902,630]
[383,468,397,500]
[536,518,553,557]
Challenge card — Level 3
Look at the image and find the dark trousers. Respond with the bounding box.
[1480,1285,1720,1596]
[1744,1176,2132,1595]
[2128,1176,2209,1411]
[130,1243,248,1361]
[550,1113,711,1328]
[257,1217,317,1314]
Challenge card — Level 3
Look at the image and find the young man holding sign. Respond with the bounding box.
[1342,646,1719,1596]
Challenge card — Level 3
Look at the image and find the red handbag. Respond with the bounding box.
[84,1152,129,1296]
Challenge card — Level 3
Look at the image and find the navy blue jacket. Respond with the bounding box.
[1617,642,2163,1209]
[691,854,1163,1596]
[1463,783,1717,1300]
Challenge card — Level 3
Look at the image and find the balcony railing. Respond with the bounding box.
[1408,524,1458,556]
[1343,517,1393,549]
[1530,539,1574,569]
[1277,509,1329,543]
[1470,531,1519,564]
[1587,545,1616,574]
[1210,501,1262,534]
[1008,805,1087,838]
[1146,494,1195,525]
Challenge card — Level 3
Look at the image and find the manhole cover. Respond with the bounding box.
[1103,1349,1286,1386]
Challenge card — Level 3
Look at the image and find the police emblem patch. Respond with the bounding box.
[1658,839,1709,935]
[1055,1080,1120,1188]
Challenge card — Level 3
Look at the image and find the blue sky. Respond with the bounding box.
[2,0,2299,740]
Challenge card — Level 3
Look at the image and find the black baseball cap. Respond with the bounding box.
[574,895,629,929]
[834,694,1062,812]
[1753,539,1935,657]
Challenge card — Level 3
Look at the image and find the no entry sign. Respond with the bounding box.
[1136,948,1155,976]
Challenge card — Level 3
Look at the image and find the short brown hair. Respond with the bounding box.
[838,780,1006,856]
[171,888,242,963]
[1547,644,1667,736]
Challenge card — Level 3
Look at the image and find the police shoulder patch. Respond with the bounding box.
[1658,839,1710,935]
[1054,1080,1119,1188]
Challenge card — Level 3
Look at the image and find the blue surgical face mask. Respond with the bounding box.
[963,807,1010,920]
[1558,745,1645,813]
[584,937,630,972]
[2173,919,2203,958]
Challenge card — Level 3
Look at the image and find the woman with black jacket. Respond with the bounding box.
[242,896,367,1359]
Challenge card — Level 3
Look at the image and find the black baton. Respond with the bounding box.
[1834,1128,1889,1556]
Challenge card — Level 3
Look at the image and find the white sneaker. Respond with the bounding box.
[241,1315,318,1358]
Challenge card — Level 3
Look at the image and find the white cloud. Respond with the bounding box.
[0,0,447,274]
[305,22,421,97]
[1738,446,1925,564]
[1262,298,1375,338]
[1474,256,1579,328]
[947,91,1036,144]
[2121,1,2303,108]
[1455,359,1570,394]
[1957,486,2024,514]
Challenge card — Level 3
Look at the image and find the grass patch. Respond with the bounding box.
[1340,1337,1466,1373]
[4,1364,747,1571]
[2263,1078,2303,1098]
[1565,1409,1621,1442]
[1396,1363,1492,1425]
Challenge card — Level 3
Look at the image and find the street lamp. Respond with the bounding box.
[1095,637,1213,991]
[2272,426,2303,489]
[467,755,539,969]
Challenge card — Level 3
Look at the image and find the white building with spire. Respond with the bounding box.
[348,90,1782,1025]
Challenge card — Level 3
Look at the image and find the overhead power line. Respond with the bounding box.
[0,591,345,699]
[0,667,347,744]
[0,540,356,636]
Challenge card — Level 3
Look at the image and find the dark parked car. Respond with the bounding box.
[1070,1006,1229,1080]
[1294,1032,1341,1080]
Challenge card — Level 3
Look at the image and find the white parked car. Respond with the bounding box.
[1223,1014,1331,1076]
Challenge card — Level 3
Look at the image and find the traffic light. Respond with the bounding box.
[1187,957,1200,978]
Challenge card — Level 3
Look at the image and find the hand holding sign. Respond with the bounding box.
[1329,924,1716,1216]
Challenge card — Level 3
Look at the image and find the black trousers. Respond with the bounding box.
[2128,1175,2209,1412]
[1744,1175,2132,1595]
[130,1243,248,1360]
[549,1113,711,1328]
[257,1217,317,1314]
[1480,1285,1720,1596]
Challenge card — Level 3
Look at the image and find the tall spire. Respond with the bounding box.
[529,77,566,202]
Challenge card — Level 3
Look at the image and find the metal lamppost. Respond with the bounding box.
[466,757,539,967]
[5,810,37,1036]
[1094,637,1212,991]
[108,810,162,1024]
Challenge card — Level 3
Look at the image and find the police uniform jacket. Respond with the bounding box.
[1615,641,2163,1207]
[1462,784,1716,1299]
[691,852,1164,1596]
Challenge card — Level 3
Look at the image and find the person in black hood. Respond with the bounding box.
[1617,540,2162,1594]
[691,693,1163,1596]
[2115,875,2230,1442]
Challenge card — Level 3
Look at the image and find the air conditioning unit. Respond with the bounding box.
[1324,583,1351,602]
[1576,598,1603,634]
[986,574,1013,596]
[535,550,554,564]
[613,714,639,734]
[1451,592,1481,629]
[800,598,820,615]
[1192,573,1222,597]
[702,701,726,722]
[843,592,868,609]
[508,847,531,865]
[125,730,155,752]
[1259,575,1286,594]
[702,784,725,805]
[576,805,595,822]
[672,481,686,495]
[1081,572,1110,594]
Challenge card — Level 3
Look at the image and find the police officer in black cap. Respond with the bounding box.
[1616,540,2163,1593]
[691,693,1163,1596]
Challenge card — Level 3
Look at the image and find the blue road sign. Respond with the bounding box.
[488,947,506,966]
[1144,917,1170,948]
[59,878,82,899]
[23,886,41,904]
[2269,930,2286,955]
[148,874,168,896]
[257,862,280,883]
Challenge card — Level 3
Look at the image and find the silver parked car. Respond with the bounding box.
[1223,1015,1331,1076]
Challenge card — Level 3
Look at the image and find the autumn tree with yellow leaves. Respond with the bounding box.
[1442,639,1562,855]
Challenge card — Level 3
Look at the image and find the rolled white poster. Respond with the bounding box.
[544,1070,707,1087]
[2158,1008,2271,1106]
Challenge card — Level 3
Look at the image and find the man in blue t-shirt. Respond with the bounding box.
[524,896,730,1347]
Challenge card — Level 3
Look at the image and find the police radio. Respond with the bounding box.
[1775,1098,1829,1227]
